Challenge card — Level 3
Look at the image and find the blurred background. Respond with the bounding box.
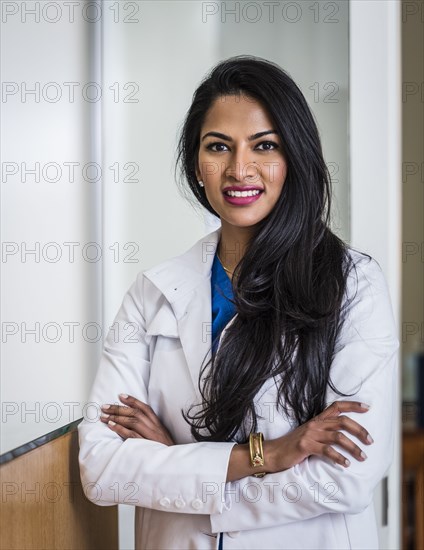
[1,1,422,549]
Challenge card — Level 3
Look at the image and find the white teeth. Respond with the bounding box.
[225,189,261,197]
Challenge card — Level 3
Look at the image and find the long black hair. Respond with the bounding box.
[176,55,366,443]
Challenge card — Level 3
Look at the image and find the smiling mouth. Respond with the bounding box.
[223,189,263,198]
[222,187,264,206]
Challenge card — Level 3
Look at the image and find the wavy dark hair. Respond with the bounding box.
[175,55,367,443]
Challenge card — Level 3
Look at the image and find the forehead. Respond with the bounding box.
[201,94,274,131]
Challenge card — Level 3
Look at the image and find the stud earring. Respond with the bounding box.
[198,180,204,187]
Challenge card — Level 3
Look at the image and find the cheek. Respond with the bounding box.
[207,191,223,210]
[263,160,286,184]
[275,164,288,188]
[198,150,221,167]
[197,153,208,176]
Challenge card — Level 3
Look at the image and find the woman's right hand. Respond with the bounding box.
[265,400,374,472]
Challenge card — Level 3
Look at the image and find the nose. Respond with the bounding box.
[224,150,260,184]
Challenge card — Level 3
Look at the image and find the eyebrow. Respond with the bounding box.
[201,130,278,142]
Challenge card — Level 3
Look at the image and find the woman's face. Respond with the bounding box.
[196,94,288,230]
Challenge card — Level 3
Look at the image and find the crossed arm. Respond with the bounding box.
[78,255,399,528]
[100,395,373,482]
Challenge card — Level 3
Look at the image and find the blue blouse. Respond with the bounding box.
[211,252,236,550]
[211,252,236,354]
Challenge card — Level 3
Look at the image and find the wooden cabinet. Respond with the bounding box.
[0,421,118,550]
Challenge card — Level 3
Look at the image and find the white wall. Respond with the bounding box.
[1,1,101,452]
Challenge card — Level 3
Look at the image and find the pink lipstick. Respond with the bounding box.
[222,185,264,206]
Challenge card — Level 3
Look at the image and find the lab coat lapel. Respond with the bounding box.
[144,227,221,402]
[175,278,213,401]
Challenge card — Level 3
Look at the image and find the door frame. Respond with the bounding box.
[349,1,402,548]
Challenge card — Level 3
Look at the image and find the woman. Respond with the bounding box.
[78,56,399,549]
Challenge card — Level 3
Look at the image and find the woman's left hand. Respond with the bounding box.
[100,394,175,446]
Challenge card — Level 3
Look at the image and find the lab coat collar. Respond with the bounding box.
[143,226,222,318]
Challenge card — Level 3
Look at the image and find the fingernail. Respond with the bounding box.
[119,393,128,399]
[367,434,374,444]
[360,403,370,409]
[360,451,368,460]
[108,420,116,426]
[100,413,110,419]
[344,459,350,467]
[102,404,110,409]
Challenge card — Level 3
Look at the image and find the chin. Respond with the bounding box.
[225,216,264,229]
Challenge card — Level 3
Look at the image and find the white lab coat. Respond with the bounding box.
[78,226,399,550]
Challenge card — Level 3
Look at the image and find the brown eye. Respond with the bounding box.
[256,141,279,151]
[206,142,229,152]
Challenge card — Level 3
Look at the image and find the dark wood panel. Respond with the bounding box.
[402,428,424,550]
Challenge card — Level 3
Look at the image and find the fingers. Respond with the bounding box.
[325,430,368,463]
[305,430,366,468]
[100,409,158,441]
[100,412,140,429]
[101,404,135,418]
[100,395,174,445]
[308,441,352,468]
[118,394,161,425]
[102,394,161,427]
[334,415,374,446]
[100,411,174,446]
[296,399,374,469]
[321,400,370,420]
[102,418,143,440]
[313,414,374,447]
[317,400,374,447]
[101,396,157,430]
[100,408,157,435]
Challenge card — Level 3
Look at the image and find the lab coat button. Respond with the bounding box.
[174,497,186,509]
[228,531,240,538]
[159,497,171,508]
[191,498,203,510]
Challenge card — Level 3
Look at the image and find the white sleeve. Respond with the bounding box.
[209,256,399,532]
[77,272,236,514]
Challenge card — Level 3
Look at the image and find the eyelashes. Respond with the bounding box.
[205,141,280,152]
[256,141,279,151]
[205,142,227,152]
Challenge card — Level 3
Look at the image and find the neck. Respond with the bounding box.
[217,223,253,274]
